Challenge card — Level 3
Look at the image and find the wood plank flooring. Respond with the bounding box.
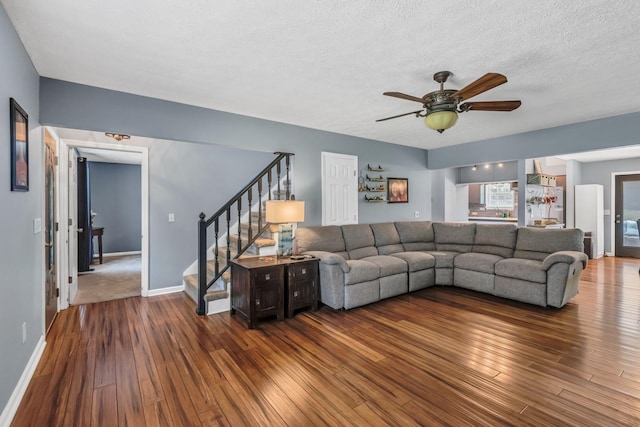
[11,256,640,426]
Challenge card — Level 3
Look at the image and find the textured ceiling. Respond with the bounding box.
[3,1,640,149]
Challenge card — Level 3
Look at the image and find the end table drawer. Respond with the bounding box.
[253,267,283,286]
[289,263,315,279]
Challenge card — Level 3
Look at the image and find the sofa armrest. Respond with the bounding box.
[303,251,347,310]
[303,251,350,273]
[542,251,588,271]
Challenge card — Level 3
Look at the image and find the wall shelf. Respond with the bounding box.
[366,174,385,182]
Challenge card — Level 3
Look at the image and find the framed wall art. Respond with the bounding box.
[387,177,408,203]
[10,98,29,191]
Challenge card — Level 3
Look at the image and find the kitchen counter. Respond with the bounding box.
[468,217,518,223]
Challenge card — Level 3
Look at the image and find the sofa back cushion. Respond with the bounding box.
[433,222,476,252]
[514,227,584,261]
[473,224,518,258]
[395,221,436,251]
[341,224,378,260]
[296,226,349,259]
[371,222,404,255]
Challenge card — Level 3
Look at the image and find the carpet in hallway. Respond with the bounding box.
[73,254,141,305]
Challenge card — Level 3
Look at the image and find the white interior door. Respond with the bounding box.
[321,152,358,226]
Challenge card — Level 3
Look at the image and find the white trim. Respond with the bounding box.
[58,139,150,303]
[0,335,46,427]
[145,285,184,297]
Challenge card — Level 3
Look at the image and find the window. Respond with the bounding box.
[484,183,514,209]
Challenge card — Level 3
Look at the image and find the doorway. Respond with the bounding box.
[614,173,640,258]
[57,136,149,309]
[75,158,143,304]
[43,129,58,331]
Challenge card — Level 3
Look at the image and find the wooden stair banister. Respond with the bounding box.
[196,152,294,315]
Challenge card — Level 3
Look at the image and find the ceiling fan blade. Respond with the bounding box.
[461,100,522,112]
[376,110,424,122]
[453,73,508,101]
[383,92,427,104]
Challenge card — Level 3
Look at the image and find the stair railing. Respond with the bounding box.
[196,152,293,315]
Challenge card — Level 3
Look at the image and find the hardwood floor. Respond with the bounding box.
[11,257,640,426]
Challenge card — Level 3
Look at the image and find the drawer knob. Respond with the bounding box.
[265,274,270,280]
[256,299,260,306]
[301,268,306,274]
[294,291,299,297]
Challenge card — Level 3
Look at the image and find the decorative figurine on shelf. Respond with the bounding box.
[358,173,366,192]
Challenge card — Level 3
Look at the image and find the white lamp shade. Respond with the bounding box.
[265,200,305,223]
[424,110,458,131]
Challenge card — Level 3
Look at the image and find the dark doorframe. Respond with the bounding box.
[614,173,640,258]
[77,157,92,271]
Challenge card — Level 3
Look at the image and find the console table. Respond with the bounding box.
[91,227,104,264]
[229,256,319,329]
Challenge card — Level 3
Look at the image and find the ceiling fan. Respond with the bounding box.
[377,71,521,133]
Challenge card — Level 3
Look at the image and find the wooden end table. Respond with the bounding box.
[230,256,319,329]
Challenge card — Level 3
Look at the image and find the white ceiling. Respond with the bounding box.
[4,1,640,150]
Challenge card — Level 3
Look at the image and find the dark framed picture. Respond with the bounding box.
[388,177,408,203]
[10,98,29,191]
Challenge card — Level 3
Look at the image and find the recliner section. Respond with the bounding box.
[296,221,588,310]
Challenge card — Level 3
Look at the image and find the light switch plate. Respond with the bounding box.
[414,211,420,218]
[603,209,610,216]
[33,218,41,234]
[168,213,175,223]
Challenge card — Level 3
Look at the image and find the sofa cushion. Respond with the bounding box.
[395,221,436,251]
[390,252,435,271]
[514,228,584,261]
[371,222,404,255]
[424,251,458,268]
[433,222,476,252]
[344,259,380,285]
[342,224,378,260]
[361,255,407,276]
[495,258,546,283]
[296,226,349,259]
[472,224,518,258]
[454,252,503,274]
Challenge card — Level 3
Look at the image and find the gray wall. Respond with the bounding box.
[0,3,42,418]
[89,162,142,254]
[40,78,431,228]
[357,154,430,222]
[428,112,640,169]
[145,140,273,289]
[581,157,640,253]
[39,78,433,290]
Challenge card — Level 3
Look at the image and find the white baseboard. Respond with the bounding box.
[94,250,142,258]
[0,335,46,427]
[145,285,184,297]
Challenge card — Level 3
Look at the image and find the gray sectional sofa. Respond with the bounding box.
[295,221,587,310]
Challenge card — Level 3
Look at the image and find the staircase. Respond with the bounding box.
[183,152,294,315]
[182,212,277,313]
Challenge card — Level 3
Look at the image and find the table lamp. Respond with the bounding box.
[265,199,305,257]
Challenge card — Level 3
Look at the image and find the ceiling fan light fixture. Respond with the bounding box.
[424,110,458,133]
